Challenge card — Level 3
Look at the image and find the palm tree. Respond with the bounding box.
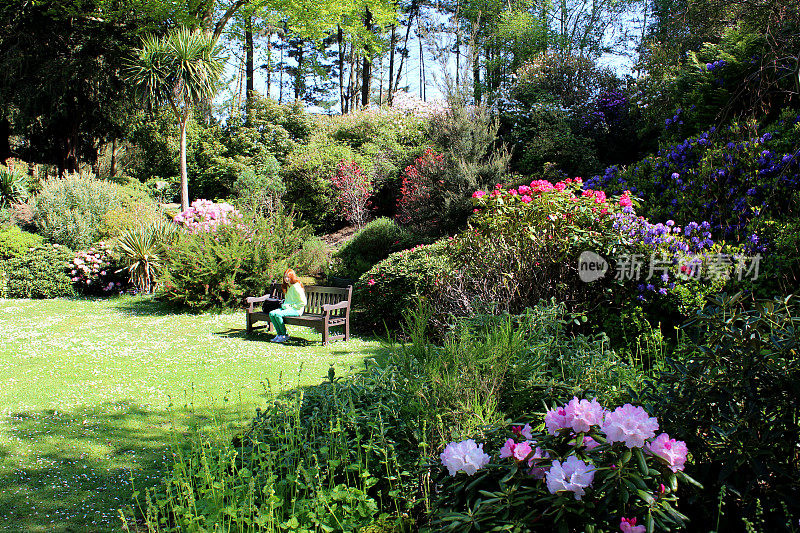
[126,27,224,212]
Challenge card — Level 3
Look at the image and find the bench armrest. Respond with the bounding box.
[245,295,272,311]
[322,300,350,313]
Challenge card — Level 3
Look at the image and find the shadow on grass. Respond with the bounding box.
[0,401,248,533]
[112,296,177,318]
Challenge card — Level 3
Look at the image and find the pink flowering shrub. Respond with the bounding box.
[436,176,743,336]
[330,160,372,228]
[434,398,694,532]
[172,199,244,234]
[70,242,129,296]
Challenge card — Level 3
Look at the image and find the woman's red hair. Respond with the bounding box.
[281,269,301,292]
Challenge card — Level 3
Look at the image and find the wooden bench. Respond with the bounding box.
[245,283,353,345]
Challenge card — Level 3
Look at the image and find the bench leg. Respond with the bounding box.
[322,321,329,346]
[246,312,253,333]
[344,319,350,341]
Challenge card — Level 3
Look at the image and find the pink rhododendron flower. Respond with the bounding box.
[367,279,376,286]
[575,177,583,183]
[472,190,487,199]
[529,180,554,193]
[520,195,533,204]
[499,438,516,459]
[564,397,605,433]
[554,181,566,191]
[520,423,533,440]
[545,456,595,500]
[647,433,688,472]
[620,517,646,533]
[518,185,531,194]
[440,440,490,476]
[619,192,633,207]
[545,406,568,435]
[513,441,533,461]
[602,404,659,448]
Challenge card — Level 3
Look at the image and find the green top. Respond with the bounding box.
[284,282,307,314]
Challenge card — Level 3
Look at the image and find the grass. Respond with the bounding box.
[0,296,383,532]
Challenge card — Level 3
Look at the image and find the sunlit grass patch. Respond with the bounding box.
[0,296,380,532]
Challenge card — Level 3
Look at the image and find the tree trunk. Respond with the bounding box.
[245,13,254,123]
[454,0,460,88]
[110,138,118,177]
[394,0,418,94]
[419,27,424,100]
[279,34,284,103]
[361,8,372,107]
[388,25,396,104]
[179,110,189,212]
[0,114,10,162]
[338,25,345,113]
[92,140,100,177]
[473,49,481,104]
[266,32,272,99]
[294,40,304,101]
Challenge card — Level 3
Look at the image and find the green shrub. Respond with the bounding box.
[31,173,121,249]
[355,239,452,330]
[97,184,160,241]
[395,104,509,236]
[159,210,309,310]
[641,292,800,529]
[4,244,75,298]
[331,217,415,280]
[281,138,372,230]
[135,362,420,532]
[231,154,283,215]
[116,219,179,294]
[0,225,43,260]
[0,163,29,207]
[292,236,329,277]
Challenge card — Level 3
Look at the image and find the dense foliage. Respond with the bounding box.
[330,217,416,280]
[159,208,310,310]
[31,174,121,250]
[642,292,800,529]
[2,244,75,299]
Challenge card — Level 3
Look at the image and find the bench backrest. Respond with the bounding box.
[269,283,352,316]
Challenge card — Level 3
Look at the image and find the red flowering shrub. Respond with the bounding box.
[331,161,372,227]
[396,149,448,234]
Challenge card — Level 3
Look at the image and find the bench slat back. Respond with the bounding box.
[269,283,351,316]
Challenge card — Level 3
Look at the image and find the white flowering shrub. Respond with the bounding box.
[433,398,696,532]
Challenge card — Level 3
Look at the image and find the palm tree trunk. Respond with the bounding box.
[179,110,189,212]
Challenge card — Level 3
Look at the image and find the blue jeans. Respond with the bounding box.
[269,306,302,336]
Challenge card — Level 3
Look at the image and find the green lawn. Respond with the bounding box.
[0,297,382,532]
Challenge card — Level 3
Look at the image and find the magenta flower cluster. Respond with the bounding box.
[173,199,244,234]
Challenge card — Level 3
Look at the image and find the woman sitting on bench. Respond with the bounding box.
[270,269,307,343]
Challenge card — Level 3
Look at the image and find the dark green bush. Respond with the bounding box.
[159,210,309,310]
[641,292,800,529]
[0,224,43,260]
[354,239,452,330]
[331,217,415,280]
[4,244,75,298]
